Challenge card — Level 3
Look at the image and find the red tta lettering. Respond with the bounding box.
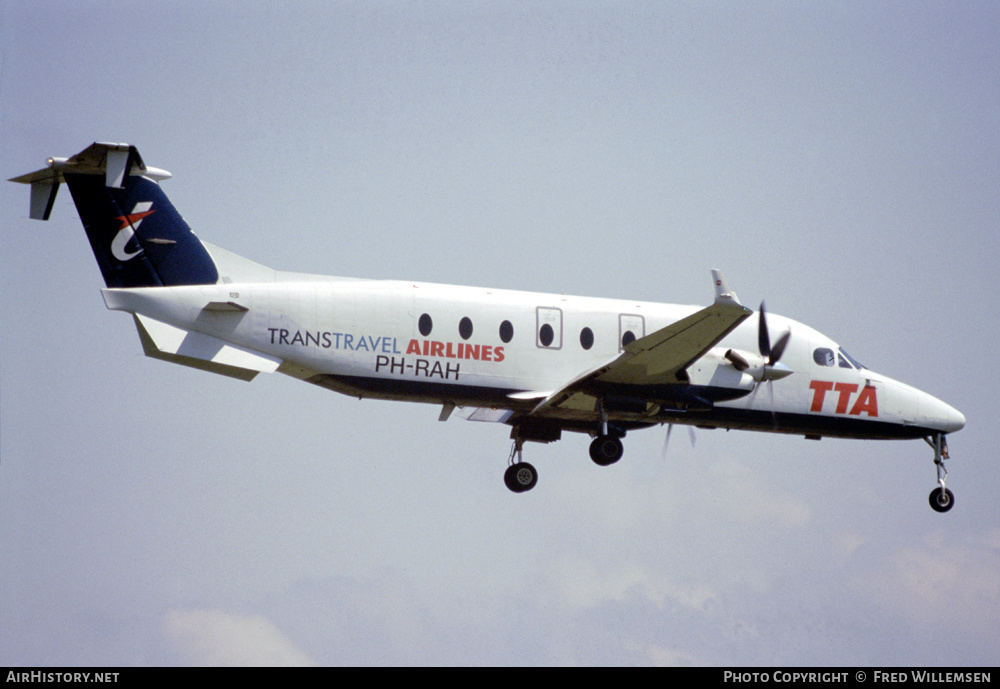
[834,383,859,414]
[809,380,834,412]
[809,379,879,417]
[850,386,879,417]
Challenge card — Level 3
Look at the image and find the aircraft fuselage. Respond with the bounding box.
[101,276,964,442]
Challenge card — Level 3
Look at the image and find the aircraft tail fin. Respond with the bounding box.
[10,142,220,288]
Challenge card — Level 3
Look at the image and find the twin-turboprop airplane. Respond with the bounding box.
[12,142,966,511]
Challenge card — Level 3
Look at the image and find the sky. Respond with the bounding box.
[1,0,998,667]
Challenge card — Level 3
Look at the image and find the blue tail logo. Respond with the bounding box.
[111,202,154,261]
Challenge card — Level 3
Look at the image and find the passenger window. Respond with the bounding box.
[580,327,594,350]
[419,313,433,337]
[539,323,555,347]
[618,314,644,352]
[536,307,562,349]
[813,348,835,366]
[459,317,473,340]
[499,320,513,344]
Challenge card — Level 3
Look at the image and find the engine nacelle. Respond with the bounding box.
[686,349,757,392]
[724,348,793,382]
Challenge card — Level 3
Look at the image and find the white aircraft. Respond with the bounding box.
[11,142,966,511]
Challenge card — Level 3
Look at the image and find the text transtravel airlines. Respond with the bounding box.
[267,327,506,362]
[266,327,507,381]
[10,142,965,510]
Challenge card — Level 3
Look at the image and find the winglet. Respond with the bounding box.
[711,269,741,306]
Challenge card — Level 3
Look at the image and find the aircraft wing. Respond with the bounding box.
[530,271,752,415]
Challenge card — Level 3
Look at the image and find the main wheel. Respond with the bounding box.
[929,487,955,513]
[504,462,538,493]
[589,435,624,466]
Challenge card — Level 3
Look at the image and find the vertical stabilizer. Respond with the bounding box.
[10,143,219,288]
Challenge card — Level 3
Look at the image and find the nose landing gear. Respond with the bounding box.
[925,434,954,513]
[929,486,954,513]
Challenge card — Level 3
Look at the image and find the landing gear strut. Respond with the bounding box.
[925,433,954,513]
[589,400,625,466]
[504,438,538,493]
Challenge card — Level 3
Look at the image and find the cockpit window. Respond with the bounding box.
[813,348,835,366]
[838,353,853,369]
[839,347,865,370]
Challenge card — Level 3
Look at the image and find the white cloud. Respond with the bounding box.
[162,609,315,667]
[644,642,703,667]
[832,531,869,562]
[852,529,1000,638]
[708,456,811,528]
[548,555,718,613]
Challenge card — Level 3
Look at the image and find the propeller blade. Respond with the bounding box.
[769,330,791,364]
[768,379,776,423]
[758,301,770,359]
[662,423,695,459]
[662,424,673,459]
[747,378,761,408]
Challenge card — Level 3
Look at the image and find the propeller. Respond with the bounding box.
[757,302,793,381]
[723,302,793,383]
[750,301,792,422]
[662,422,696,459]
[757,301,791,372]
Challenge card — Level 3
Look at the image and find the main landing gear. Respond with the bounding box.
[504,429,626,493]
[589,401,625,467]
[504,438,538,493]
[589,433,624,466]
[925,433,954,513]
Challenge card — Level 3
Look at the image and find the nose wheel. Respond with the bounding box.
[929,486,954,513]
[925,434,954,513]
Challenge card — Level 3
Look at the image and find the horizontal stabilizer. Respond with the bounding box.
[10,142,172,220]
[9,142,171,187]
[134,314,281,381]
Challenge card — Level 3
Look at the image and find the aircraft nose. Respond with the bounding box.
[922,392,966,433]
[944,405,966,433]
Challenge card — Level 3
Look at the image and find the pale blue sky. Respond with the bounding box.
[2,1,998,665]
